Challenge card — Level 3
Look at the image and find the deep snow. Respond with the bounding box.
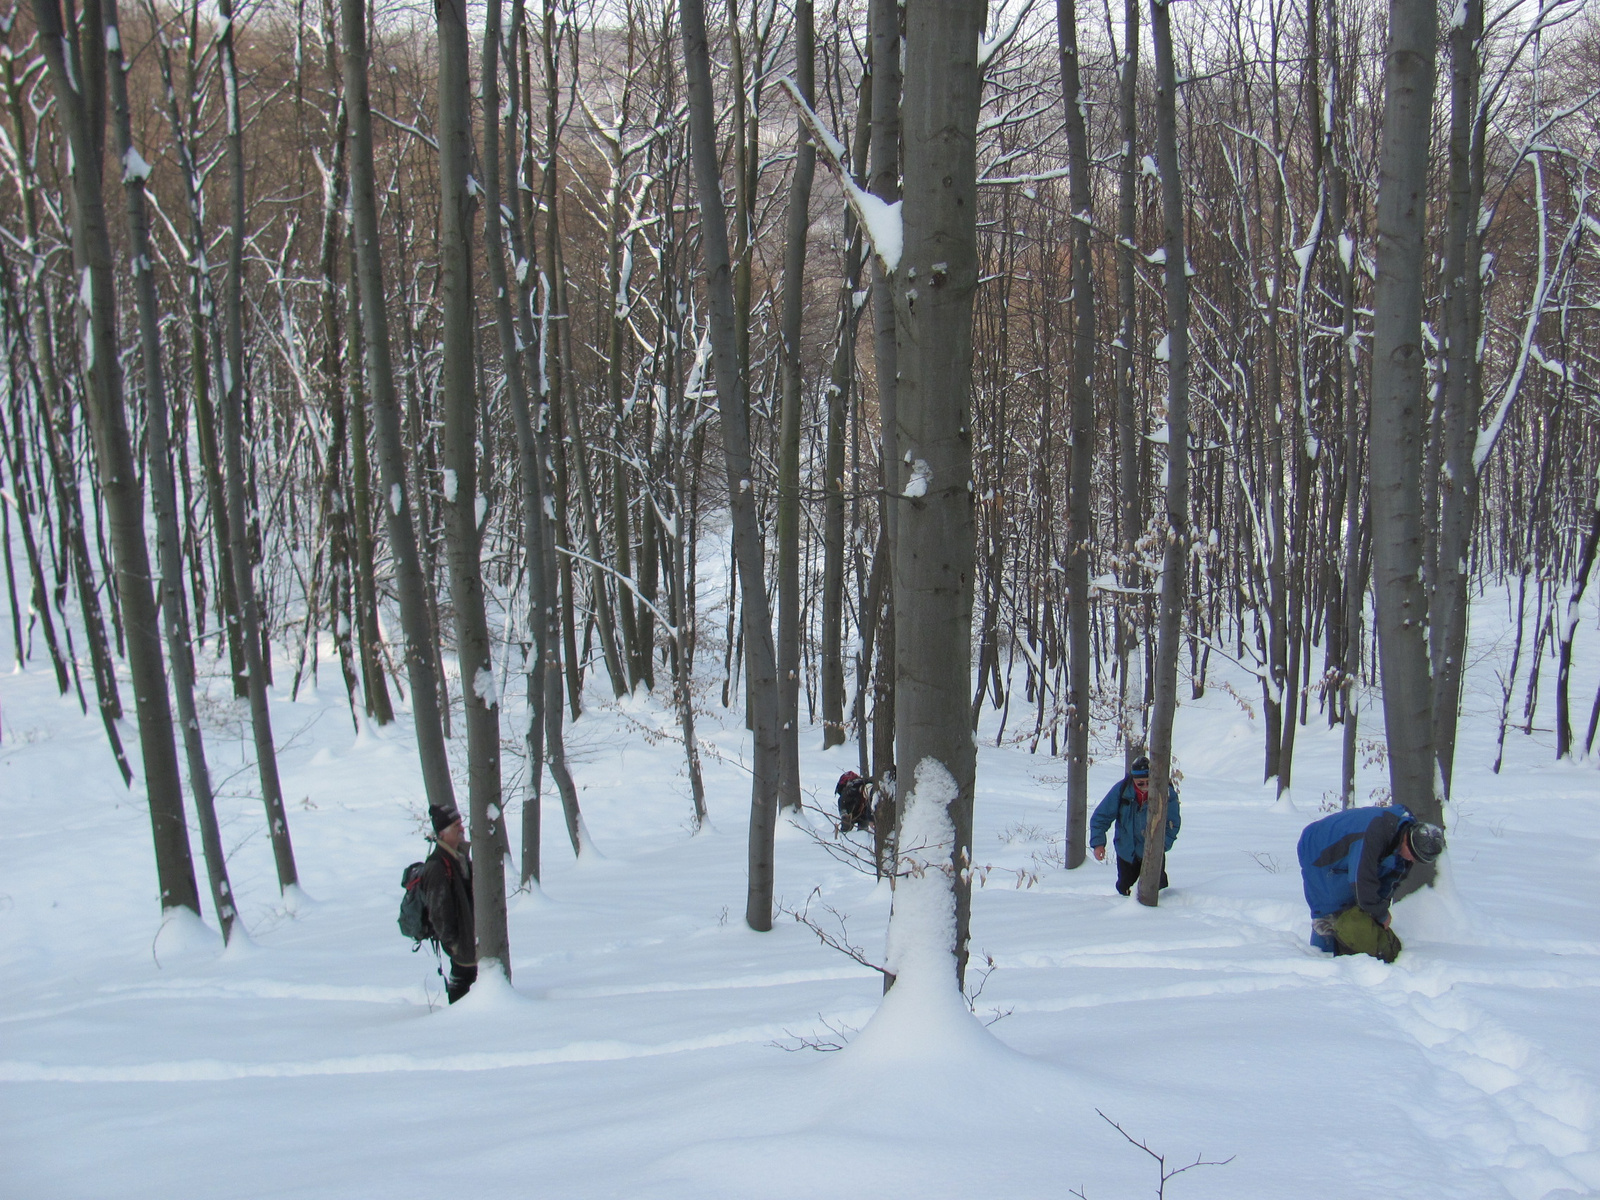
[3,582,1599,1200]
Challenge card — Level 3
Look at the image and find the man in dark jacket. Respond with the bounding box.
[1090,755,1181,895]
[423,805,476,1003]
[1296,803,1444,962]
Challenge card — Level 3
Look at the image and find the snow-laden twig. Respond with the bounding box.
[778,77,901,272]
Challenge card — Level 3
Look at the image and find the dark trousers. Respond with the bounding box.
[1116,855,1169,896]
[446,960,477,1004]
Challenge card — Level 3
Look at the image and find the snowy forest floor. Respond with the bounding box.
[3,582,1600,1200]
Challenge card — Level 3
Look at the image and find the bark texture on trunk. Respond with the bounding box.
[868,0,900,788]
[1429,0,1482,792]
[775,0,816,809]
[893,0,985,982]
[1369,0,1441,859]
[1058,0,1094,871]
[438,0,510,971]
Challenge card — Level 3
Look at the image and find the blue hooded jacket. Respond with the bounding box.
[1296,804,1416,926]
[1089,775,1180,863]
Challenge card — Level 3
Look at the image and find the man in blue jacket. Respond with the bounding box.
[1296,804,1445,961]
[1090,755,1181,895]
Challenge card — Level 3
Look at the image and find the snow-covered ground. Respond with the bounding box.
[3,583,1599,1200]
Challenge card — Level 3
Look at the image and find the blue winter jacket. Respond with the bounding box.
[1089,776,1180,863]
[1296,804,1416,926]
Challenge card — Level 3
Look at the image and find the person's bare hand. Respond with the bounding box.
[1093,845,1106,862]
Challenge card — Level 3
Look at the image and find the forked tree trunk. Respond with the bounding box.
[893,0,985,982]
[1137,0,1190,909]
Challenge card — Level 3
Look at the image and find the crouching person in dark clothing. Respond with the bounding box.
[424,805,477,1003]
[1089,755,1180,895]
[1296,804,1444,962]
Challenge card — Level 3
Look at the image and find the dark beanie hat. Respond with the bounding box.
[1407,822,1445,864]
[429,805,463,835]
[1130,755,1151,778]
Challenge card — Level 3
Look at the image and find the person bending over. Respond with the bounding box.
[1296,804,1444,962]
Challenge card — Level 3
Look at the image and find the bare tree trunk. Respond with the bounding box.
[438,0,510,972]
[1369,0,1441,863]
[33,0,200,915]
[1556,499,1600,759]
[1429,0,1483,792]
[1137,0,1190,909]
[216,0,299,892]
[868,0,900,787]
[1058,0,1093,871]
[312,65,362,730]
[2,34,129,765]
[107,0,236,938]
[776,0,816,809]
[141,0,248,698]
[341,0,456,815]
[894,0,984,982]
[1114,0,1145,767]
[679,0,782,931]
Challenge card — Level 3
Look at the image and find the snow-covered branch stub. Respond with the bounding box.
[778,77,901,274]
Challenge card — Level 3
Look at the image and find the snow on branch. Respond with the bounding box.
[978,0,1037,71]
[778,77,901,273]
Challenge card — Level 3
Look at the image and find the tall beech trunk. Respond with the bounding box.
[868,0,900,786]
[518,4,584,859]
[894,0,984,982]
[679,0,782,931]
[341,0,455,815]
[216,0,298,893]
[775,0,816,809]
[1058,0,1093,870]
[1115,0,1144,762]
[32,0,200,915]
[437,0,510,973]
[1137,0,1190,909]
[1369,0,1441,876]
[107,0,236,939]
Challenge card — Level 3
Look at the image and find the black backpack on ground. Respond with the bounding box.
[398,861,434,945]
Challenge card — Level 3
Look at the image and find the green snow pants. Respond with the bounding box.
[1332,907,1403,963]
